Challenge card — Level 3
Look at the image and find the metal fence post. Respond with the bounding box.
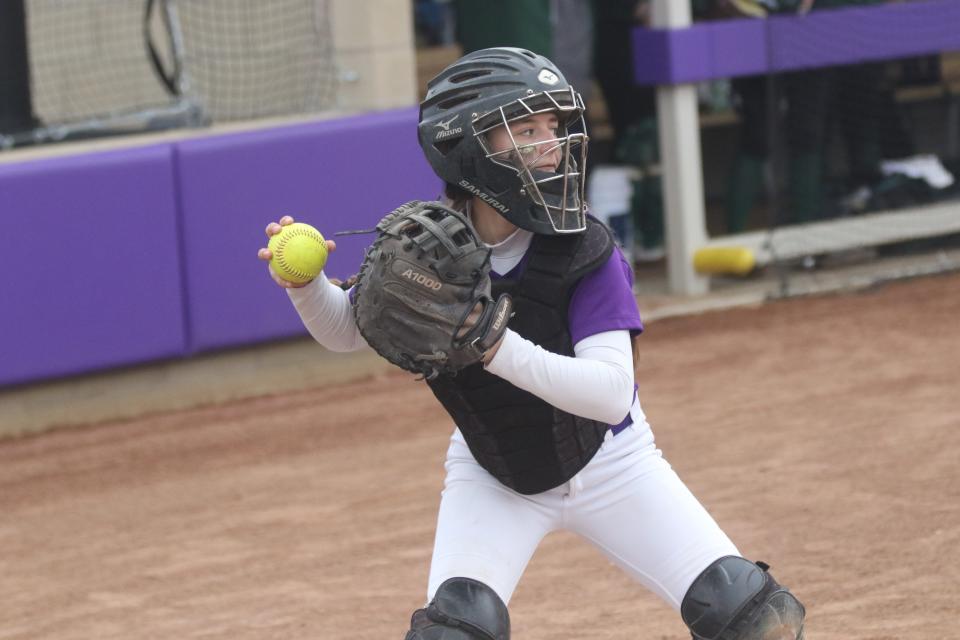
[651,0,709,295]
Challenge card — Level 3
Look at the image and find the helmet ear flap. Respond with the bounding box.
[432,137,461,158]
[461,153,479,181]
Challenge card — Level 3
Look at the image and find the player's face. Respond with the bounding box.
[486,112,562,172]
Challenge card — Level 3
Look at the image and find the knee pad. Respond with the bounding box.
[681,556,805,640]
[405,577,510,640]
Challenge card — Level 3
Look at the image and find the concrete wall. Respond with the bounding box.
[331,0,418,111]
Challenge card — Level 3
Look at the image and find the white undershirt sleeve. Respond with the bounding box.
[287,272,635,424]
[286,273,369,352]
[484,329,635,425]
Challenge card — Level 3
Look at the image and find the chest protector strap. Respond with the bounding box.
[427,218,615,495]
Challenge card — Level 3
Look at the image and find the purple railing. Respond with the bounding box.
[633,0,960,85]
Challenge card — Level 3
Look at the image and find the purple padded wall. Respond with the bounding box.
[176,106,441,353]
[5,1,957,388]
[0,145,186,386]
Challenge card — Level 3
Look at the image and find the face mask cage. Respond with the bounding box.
[473,87,589,234]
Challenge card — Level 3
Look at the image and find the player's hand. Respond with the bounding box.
[457,301,507,364]
[257,215,336,289]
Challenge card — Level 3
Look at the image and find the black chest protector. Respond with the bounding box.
[426,218,616,495]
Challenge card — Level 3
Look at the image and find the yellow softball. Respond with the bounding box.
[268,222,328,284]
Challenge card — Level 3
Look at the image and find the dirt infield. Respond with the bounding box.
[2,273,958,640]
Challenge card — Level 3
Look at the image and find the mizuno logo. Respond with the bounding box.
[435,127,463,140]
[435,115,459,131]
[434,115,463,140]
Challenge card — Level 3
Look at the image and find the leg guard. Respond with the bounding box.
[681,556,805,640]
[405,577,510,640]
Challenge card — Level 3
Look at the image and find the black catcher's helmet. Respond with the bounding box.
[418,47,589,235]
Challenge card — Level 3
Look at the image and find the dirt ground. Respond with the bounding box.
[2,273,958,640]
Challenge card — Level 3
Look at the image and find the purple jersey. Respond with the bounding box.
[492,243,641,431]
[568,245,644,344]
[493,244,643,345]
[568,245,642,432]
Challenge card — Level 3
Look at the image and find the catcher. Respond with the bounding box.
[257,48,805,640]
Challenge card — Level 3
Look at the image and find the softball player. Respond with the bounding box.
[258,48,805,640]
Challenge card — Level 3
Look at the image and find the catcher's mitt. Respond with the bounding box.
[352,201,513,379]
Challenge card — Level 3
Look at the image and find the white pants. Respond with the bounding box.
[426,419,739,609]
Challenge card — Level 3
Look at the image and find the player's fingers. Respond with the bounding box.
[276,276,307,289]
[266,263,310,289]
[265,222,282,237]
[456,302,483,338]
[326,239,337,252]
[279,215,295,226]
[258,248,272,261]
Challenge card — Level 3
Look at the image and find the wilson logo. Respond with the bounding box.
[492,301,509,331]
[402,269,442,290]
